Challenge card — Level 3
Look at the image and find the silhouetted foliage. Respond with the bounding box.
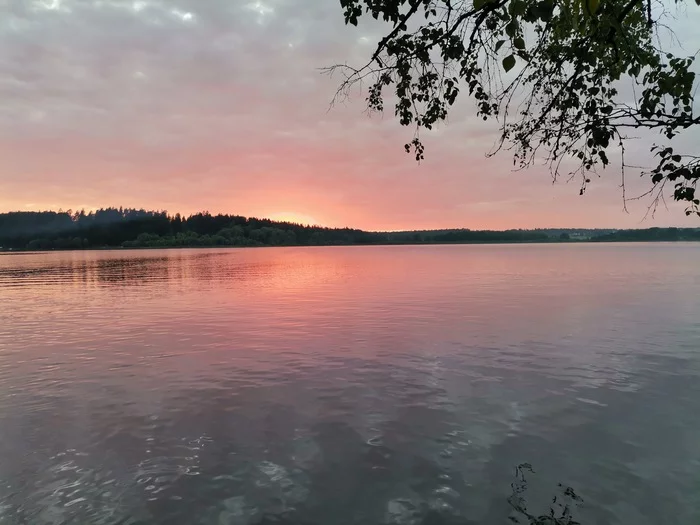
[0,209,383,250]
[387,228,550,243]
[509,464,584,525]
[328,0,700,216]
[1,209,698,250]
[590,226,700,241]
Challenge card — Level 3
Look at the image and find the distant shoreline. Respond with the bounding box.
[2,209,698,251]
[2,238,699,254]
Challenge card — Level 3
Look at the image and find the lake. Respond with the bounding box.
[0,244,699,525]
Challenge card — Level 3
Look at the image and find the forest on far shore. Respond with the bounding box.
[1,209,699,251]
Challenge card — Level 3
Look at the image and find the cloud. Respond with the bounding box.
[0,0,699,229]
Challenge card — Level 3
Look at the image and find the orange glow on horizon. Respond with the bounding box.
[266,212,320,226]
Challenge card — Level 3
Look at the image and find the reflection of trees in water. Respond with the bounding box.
[0,255,174,289]
[1,251,347,295]
[92,256,173,286]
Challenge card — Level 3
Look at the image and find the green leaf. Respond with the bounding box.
[473,0,489,10]
[495,39,506,52]
[503,55,516,72]
[514,37,525,50]
[585,0,600,15]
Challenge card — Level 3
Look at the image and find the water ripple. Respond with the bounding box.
[0,245,699,524]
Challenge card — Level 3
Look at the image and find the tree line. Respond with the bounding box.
[0,208,698,250]
[0,208,381,250]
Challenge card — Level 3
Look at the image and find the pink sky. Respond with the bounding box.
[1,0,699,230]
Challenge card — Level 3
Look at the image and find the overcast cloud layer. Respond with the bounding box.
[1,0,699,229]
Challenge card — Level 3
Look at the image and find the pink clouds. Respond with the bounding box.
[0,0,698,229]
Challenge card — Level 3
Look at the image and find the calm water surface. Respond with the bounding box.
[1,244,699,525]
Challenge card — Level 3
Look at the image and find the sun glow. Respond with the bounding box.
[267,212,318,226]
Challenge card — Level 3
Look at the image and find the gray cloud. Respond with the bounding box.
[0,0,699,227]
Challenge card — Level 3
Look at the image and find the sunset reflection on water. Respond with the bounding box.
[0,244,699,525]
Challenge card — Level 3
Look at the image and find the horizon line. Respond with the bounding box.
[1,207,695,233]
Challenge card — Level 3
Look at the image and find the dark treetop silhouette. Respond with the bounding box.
[327,0,700,216]
[0,209,698,250]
